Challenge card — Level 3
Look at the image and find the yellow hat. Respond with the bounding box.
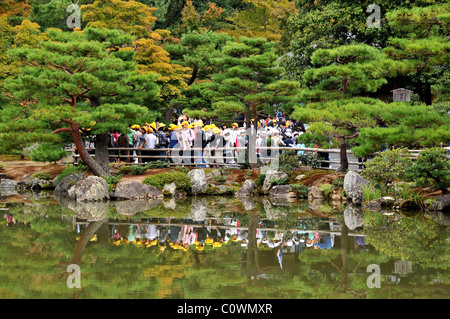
[203,125,211,131]
[150,122,157,129]
[158,123,166,128]
[210,124,217,128]
[232,123,238,127]
[168,124,177,131]
[146,127,153,133]
[194,121,203,127]
[181,121,189,126]
[212,127,221,134]
[189,123,194,129]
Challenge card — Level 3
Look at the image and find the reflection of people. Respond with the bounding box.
[314,235,334,250]
[4,214,16,227]
[277,248,283,269]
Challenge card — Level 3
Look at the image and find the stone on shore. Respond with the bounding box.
[187,169,208,195]
[262,170,289,194]
[113,181,163,200]
[235,179,258,197]
[343,171,369,205]
[68,176,110,202]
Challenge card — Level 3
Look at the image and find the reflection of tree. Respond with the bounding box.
[246,213,260,286]
[72,219,108,265]
[362,212,450,270]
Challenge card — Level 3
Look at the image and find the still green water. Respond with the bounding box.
[1,192,449,299]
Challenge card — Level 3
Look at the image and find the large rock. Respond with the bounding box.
[235,179,258,197]
[270,185,296,198]
[343,171,369,205]
[308,186,324,200]
[262,170,289,194]
[68,176,110,202]
[187,169,208,195]
[113,181,163,200]
[0,178,18,190]
[54,173,86,197]
[430,194,450,212]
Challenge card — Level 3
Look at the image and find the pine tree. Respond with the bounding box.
[4,28,159,176]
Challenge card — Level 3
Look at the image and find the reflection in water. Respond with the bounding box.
[1,194,449,299]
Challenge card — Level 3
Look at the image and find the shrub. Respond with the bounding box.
[405,147,450,194]
[298,153,322,168]
[289,184,308,198]
[279,150,300,175]
[319,183,333,198]
[363,147,413,187]
[104,174,123,192]
[56,164,88,182]
[31,172,52,180]
[145,161,170,169]
[256,174,266,186]
[332,177,344,188]
[142,172,191,192]
[30,143,67,163]
[117,165,133,175]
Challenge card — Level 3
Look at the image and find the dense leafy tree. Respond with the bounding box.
[226,0,297,53]
[4,28,159,176]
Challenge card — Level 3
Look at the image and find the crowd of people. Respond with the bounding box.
[99,112,315,166]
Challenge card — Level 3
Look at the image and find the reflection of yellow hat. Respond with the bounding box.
[205,237,214,245]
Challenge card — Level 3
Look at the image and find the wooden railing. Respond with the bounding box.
[71,146,450,171]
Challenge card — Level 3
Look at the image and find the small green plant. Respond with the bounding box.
[142,172,191,193]
[56,163,88,182]
[362,183,385,202]
[332,177,344,188]
[117,165,133,175]
[31,172,52,180]
[0,164,4,171]
[289,184,309,198]
[298,153,322,168]
[104,174,123,192]
[145,161,170,169]
[256,174,266,186]
[319,183,333,198]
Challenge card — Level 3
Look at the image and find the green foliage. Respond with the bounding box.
[30,143,67,163]
[30,171,52,180]
[405,147,450,193]
[117,164,148,176]
[363,148,413,187]
[362,183,386,202]
[56,163,88,182]
[104,174,123,191]
[332,177,344,188]
[142,171,191,192]
[319,183,333,198]
[298,153,322,169]
[145,161,170,169]
[289,183,308,198]
[256,173,266,186]
[278,150,300,175]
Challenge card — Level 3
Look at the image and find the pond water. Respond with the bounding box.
[1,191,449,299]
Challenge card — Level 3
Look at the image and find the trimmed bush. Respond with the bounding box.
[142,172,191,193]
[31,171,52,180]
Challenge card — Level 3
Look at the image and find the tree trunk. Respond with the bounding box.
[54,120,109,177]
[337,137,349,173]
[95,133,110,175]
